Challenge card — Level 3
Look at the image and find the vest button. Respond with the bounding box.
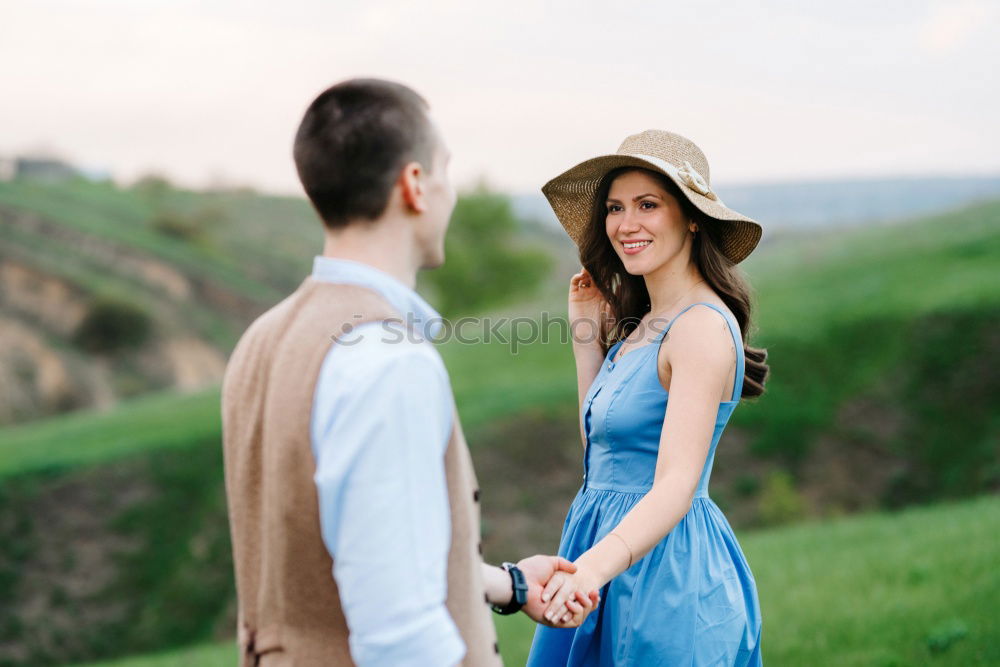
[494,641,500,654]
[473,489,480,502]
[478,542,483,555]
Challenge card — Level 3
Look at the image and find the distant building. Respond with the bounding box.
[0,156,14,181]
[15,156,80,183]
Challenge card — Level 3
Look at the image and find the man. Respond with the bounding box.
[221,78,597,666]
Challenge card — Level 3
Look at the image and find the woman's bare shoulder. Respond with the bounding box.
[656,301,738,382]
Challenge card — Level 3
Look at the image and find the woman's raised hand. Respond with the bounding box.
[568,268,609,348]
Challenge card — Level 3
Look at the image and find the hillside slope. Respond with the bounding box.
[0,179,323,424]
[0,197,996,666]
[0,179,555,425]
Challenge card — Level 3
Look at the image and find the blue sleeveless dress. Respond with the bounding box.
[527,302,763,666]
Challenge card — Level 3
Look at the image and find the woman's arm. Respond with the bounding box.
[568,269,610,450]
[541,307,737,619]
[573,344,605,446]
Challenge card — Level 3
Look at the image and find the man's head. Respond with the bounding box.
[293,78,455,268]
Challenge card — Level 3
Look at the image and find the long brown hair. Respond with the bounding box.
[579,166,769,399]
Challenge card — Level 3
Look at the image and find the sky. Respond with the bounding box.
[1,0,997,196]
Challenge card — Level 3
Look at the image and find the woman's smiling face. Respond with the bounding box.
[604,168,692,275]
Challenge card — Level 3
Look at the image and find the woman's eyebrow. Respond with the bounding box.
[632,193,662,201]
[606,193,663,203]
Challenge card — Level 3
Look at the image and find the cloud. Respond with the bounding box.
[918,1,994,52]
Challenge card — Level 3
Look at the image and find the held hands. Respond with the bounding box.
[539,562,603,626]
[517,555,601,628]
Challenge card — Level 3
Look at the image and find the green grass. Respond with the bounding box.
[0,325,581,479]
[0,388,221,479]
[0,331,582,479]
[75,493,1000,666]
[0,220,240,349]
[746,493,999,666]
[3,199,998,493]
[2,196,998,666]
[0,180,292,302]
[64,615,542,667]
[744,199,1000,340]
[441,321,579,430]
[74,642,234,667]
[0,179,317,357]
[0,178,333,353]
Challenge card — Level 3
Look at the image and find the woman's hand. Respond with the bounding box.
[518,555,600,628]
[568,268,609,349]
[553,589,598,628]
[541,562,604,625]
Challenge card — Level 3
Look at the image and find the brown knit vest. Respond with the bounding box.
[221,276,501,666]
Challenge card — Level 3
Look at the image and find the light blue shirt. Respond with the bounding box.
[309,256,465,667]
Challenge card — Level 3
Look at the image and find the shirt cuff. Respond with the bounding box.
[348,603,465,667]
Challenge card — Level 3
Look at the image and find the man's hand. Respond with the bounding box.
[517,555,600,628]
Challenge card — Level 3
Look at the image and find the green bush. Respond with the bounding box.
[131,174,172,204]
[150,206,224,245]
[73,296,153,353]
[757,469,806,526]
[926,618,969,654]
[150,211,202,242]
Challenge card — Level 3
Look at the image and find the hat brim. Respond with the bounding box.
[542,153,762,264]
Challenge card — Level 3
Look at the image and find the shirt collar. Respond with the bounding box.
[311,256,443,340]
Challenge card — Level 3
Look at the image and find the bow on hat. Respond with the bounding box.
[675,160,718,201]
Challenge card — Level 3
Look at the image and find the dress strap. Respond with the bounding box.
[656,302,745,402]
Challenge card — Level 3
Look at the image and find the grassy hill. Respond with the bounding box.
[0,197,997,665]
[4,196,996,501]
[0,178,554,426]
[0,178,320,312]
[73,494,1000,666]
[0,178,323,425]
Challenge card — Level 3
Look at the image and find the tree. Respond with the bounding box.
[420,187,553,316]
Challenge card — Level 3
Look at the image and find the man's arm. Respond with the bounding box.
[311,322,463,667]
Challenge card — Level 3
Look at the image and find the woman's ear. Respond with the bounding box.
[399,161,426,213]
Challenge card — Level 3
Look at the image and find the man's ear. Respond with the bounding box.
[399,161,426,213]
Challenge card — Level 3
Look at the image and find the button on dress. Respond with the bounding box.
[527,302,763,666]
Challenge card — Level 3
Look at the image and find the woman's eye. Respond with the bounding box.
[607,204,622,213]
[640,200,656,209]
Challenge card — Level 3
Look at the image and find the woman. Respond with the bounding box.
[526,130,769,665]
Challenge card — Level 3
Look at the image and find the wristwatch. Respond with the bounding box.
[491,562,528,615]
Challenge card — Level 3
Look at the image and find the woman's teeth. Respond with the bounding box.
[624,241,651,249]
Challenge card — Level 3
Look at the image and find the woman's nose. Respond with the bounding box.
[619,212,641,232]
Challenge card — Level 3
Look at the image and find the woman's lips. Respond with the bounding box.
[622,240,652,255]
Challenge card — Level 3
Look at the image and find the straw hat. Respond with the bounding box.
[542,129,763,264]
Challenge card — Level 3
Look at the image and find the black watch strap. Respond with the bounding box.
[491,562,528,615]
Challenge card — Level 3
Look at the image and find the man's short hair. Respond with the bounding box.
[293,78,436,229]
